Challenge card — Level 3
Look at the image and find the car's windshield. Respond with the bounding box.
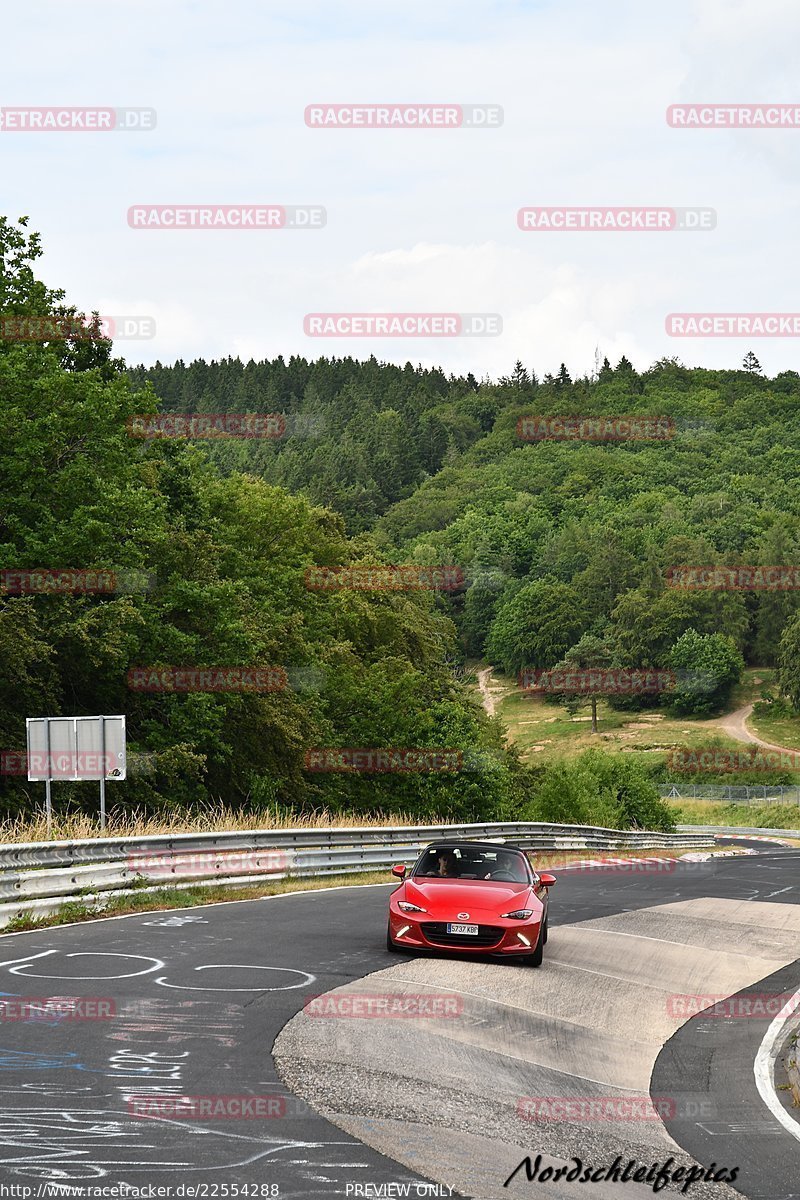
[413,846,530,883]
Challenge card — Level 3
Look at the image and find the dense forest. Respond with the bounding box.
[5,215,800,831]
[130,346,800,707]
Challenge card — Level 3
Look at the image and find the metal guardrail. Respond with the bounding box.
[0,820,714,871]
[677,823,800,839]
[0,821,715,929]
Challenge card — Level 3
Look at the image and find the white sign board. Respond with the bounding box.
[26,716,126,782]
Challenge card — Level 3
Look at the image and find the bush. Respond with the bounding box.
[753,693,795,719]
[666,630,744,716]
[524,749,675,831]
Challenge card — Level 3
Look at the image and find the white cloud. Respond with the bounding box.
[2,0,799,379]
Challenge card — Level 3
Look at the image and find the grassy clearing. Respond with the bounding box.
[746,707,800,751]
[1,845,729,934]
[671,796,800,832]
[488,671,745,763]
[479,665,800,774]
[0,805,449,846]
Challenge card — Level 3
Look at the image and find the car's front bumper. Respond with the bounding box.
[388,910,541,955]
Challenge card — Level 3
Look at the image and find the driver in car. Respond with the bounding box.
[491,851,527,882]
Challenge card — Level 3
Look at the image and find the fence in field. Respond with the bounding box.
[660,783,800,804]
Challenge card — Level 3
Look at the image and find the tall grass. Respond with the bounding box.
[0,803,450,845]
[673,798,800,831]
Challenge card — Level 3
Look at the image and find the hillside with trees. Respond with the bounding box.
[131,353,800,712]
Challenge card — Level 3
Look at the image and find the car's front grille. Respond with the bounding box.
[420,922,504,948]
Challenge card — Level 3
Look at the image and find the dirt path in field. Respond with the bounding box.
[477,666,499,716]
[713,703,795,753]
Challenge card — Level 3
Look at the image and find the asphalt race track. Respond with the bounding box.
[0,843,798,1199]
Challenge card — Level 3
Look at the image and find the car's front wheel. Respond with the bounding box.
[525,919,545,967]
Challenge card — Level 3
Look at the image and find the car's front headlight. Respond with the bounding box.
[397,901,427,913]
[502,909,533,919]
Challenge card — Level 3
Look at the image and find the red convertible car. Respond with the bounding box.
[386,840,555,966]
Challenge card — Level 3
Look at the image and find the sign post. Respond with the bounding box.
[26,716,126,834]
[44,718,52,838]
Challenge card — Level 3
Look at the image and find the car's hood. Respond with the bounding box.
[404,878,535,917]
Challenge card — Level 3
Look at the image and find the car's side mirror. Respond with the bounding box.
[391,864,407,879]
[538,872,556,887]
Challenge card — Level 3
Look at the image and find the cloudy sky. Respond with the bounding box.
[3,0,800,378]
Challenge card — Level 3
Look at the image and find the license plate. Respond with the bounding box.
[447,923,478,935]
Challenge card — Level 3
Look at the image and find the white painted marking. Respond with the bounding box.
[142,915,208,927]
[753,985,800,1144]
[155,965,316,992]
[570,927,696,949]
[9,953,164,980]
[542,958,671,987]
[0,951,56,969]
[763,887,794,899]
[696,1121,784,1136]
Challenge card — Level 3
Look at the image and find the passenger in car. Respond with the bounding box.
[436,850,458,877]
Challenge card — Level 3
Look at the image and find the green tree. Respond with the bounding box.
[554,363,572,389]
[778,614,800,709]
[550,630,617,734]
[751,525,800,664]
[666,629,744,716]
[487,579,587,674]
